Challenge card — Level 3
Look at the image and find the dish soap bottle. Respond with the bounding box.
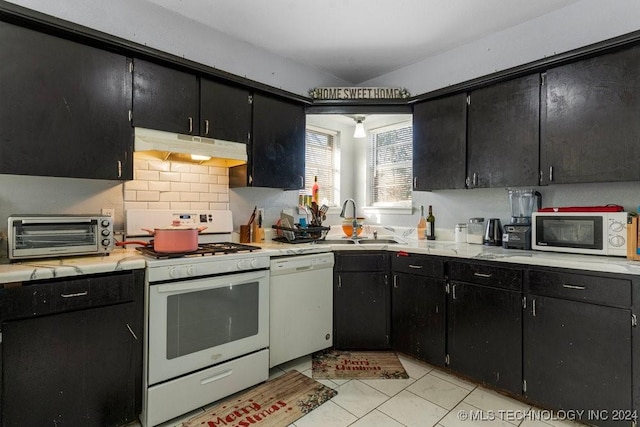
[312,176,320,204]
[426,205,436,240]
[417,205,427,240]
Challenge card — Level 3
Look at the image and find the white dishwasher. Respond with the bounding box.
[269,252,335,368]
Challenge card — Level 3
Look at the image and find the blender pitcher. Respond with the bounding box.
[508,189,542,224]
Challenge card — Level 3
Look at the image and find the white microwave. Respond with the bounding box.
[531,211,628,257]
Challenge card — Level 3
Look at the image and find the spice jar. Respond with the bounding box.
[454,223,467,243]
[467,217,485,244]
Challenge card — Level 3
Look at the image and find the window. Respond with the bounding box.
[367,122,413,207]
[305,126,337,205]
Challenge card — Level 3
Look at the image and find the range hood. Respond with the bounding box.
[134,127,247,167]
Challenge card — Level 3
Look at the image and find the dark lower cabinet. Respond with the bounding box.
[0,21,133,180]
[447,261,523,394]
[333,252,390,350]
[524,269,633,427]
[0,270,144,427]
[391,253,446,365]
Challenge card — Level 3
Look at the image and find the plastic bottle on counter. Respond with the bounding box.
[312,176,320,204]
[455,223,467,243]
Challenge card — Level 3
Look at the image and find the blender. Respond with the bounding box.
[502,189,541,250]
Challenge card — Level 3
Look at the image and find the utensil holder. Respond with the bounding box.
[239,225,251,243]
[626,215,640,260]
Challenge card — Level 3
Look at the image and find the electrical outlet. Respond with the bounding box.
[101,208,115,218]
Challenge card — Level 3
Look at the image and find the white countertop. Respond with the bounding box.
[0,249,146,284]
[3,237,640,284]
[259,236,640,276]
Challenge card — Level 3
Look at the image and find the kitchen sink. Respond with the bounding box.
[315,239,356,244]
[357,239,401,244]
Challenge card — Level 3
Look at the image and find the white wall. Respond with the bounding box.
[364,0,640,95]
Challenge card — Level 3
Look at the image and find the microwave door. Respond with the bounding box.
[538,216,603,249]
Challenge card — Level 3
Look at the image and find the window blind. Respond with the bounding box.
[305,129,335,205]
[367,124,413,206]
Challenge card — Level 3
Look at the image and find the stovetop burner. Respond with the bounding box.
[136,242,261,259]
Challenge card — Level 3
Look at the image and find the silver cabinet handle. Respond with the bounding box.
[532,298,537,316]
[452,284,457,300]
[473,172,478,186]
[204,119,210,135]
[117,160,122,178]
[61,291,88,298]
[474,272,492,278]
[126,323,139,340]
[409,264,423,269]
[338,275,342,288]
[549,166,554,182]
[300,175,304,188]
[188,117,193,133]
[393,275,398,288]
[413,177,417,189]
[562,284,586,290]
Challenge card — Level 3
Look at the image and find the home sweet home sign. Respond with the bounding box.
[309,87,410,100]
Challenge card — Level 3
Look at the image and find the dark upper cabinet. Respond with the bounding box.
[524,269,633,426]
[0,22,133,180]
[447,260,523,394]
[467,74,540,188]
[333,252,390,350]
[542,45,640,185]
[231,93,305,189]
[132,59,199,135]
[412,94,467,190]
[200,79,251,143]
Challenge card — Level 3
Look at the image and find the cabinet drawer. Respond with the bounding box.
[334,251,389,272]
[392,253,445,278]
[0,272,136,321]
[528,270,631,307]
[449,261,522,291]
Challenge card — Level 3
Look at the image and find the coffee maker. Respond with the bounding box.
[502,189,541,250]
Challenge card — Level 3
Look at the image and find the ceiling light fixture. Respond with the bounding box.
[353,116,366,138]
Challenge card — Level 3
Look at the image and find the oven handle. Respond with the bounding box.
[200,369,233,385]
[154,270,268,294]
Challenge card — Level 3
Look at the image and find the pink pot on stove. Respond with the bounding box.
[142,225,207,253]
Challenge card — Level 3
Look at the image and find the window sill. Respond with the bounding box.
[362,206,413,215]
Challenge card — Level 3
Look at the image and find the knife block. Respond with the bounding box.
[626,215,640,260]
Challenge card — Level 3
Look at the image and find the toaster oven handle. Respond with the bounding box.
[17,218,94,224]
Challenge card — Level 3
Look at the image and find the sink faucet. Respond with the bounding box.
[340,198,361,239]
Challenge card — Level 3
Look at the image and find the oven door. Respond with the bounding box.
[148,269,269,385]
[532,213,605,254]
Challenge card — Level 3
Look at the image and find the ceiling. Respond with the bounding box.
[143,0,580,84]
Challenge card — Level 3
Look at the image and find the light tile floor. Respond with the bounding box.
[142,354,582,427]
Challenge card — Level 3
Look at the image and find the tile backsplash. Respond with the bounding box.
[124,154,230,211]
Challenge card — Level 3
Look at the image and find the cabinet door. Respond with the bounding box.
[334,271,390,350]
[0,22,133,180]
[133,59,199,135]
[200,79,251,143]
[447,282,522,394]
[467,74,540,188]
[412,94,467,190]
[250,94,305,189]
[524,295,632,421]
[542,45,640,184]
[392,272,446,365]
[2,303,139,427]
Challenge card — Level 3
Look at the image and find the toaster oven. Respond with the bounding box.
[8,214,114,260]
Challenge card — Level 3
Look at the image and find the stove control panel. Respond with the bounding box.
[147,254,270,283]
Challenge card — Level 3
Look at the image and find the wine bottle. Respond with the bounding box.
[426,205,436,240]
[417,205,426,240]
[312,175,320,204]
